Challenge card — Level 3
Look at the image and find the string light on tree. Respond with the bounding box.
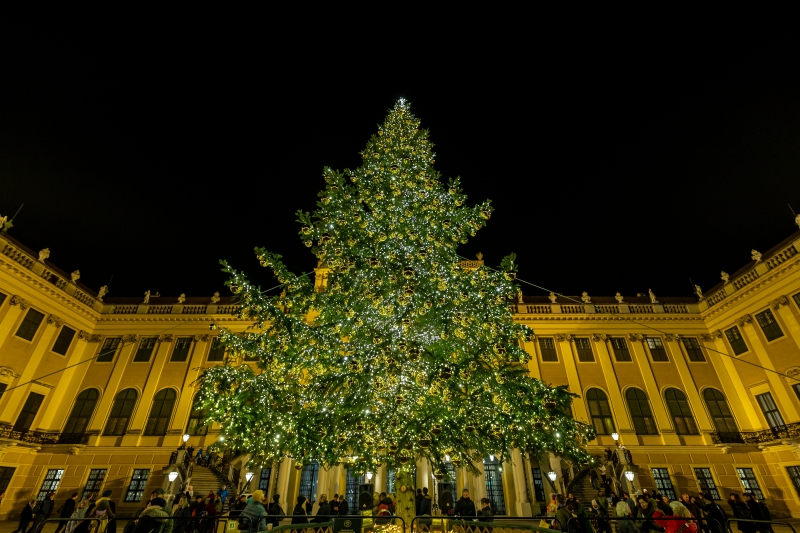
[196,100,594,475]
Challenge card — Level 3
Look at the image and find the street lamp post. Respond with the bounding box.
[624,471,635,494]
[547,471,559,494]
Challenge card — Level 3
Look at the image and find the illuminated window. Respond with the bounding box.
[646,337,668,361]
[37,469,64,501]
[651,468,676,499]
[694,468,720,500]
[736,468,764,500]
[125,469,149,502]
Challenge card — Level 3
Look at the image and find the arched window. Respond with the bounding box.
[144,389,177,436]
[625,388,658,435]
[104,389,138,436]
[187,393,209,436]
[586,388,615,435]
[704,389,738,433]
[664,388,698,435]
[63,389,100,434]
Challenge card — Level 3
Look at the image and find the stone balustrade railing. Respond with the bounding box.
[511,302,694,315]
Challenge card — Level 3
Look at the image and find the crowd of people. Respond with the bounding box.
[544,488,771,533]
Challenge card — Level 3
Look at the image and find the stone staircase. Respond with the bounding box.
[190,465,231,507]
[568,468,600,506]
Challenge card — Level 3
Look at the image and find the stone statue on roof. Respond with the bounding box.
[70,270,80,282]
[694,285,704,299]
[517,289,523,304]
[98,285,109,301]
[581,292,591,304]
[211,291,221,304]
[796,213,800,228]
[178,293,186,304]
[38,248,50,262]
[615,292,624,303]
[648,288,658,304]
[721,271,730,283]
[143,290,151,304]
[548,292,557,304]
[751,249,762,262]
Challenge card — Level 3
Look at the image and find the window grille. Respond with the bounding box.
[682,338,705,362]
[531,467,545,502]
[298,463,319,504]
[625,388,658,435]
[574,338,594,362]
[83,469,107,498]
[483,457,506,515]
[345,469,363,512]
[651,468,676,500]
[539,338,557,361]
[208,337,226,362]
[97,337,121,362]
[14,392,44,432]
[724,327,748,355]
[259,468,272,491]
[587,388,615,435]
[736,468,764,500]
[755,392,785,429]
[755,309,784,342]
[37,469,64,501]
[125,469,149,502]
[134,337,157,362]
[646,337,668,361]
[704,389,737,433]
[104,388,138,435]
[610,337,631,362]
[64,389,100,434]
[187,394,209,436]
[144,389,176,435]
[171,337,193,362]
[664,388,698,435]
[0,466,16,493]
[786,466,800,499]
[694,468,720,500]
[16,309,45,341]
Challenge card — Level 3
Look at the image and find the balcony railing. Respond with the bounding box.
[710,422,800,445]
[0,424,89,445]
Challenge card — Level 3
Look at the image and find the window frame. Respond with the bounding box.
[736,467,765,500]
[258,468,272,492]
[207,337,226,362]
[574,337,595,362]
[664,388,698,435]
[755,392,785,430]
[64,388,100,434]
[298,462,319,503]
[724,326,748,356]
[610,337,632,362]
[646,336,668,361]
[143,389,177,436]
[586,388,615,436]
[104,388,138,436]
[786,466,800,499]
[96,337,121,363]
[170,337,194,362]
[703,388,738,433]
[0,466,16,493]
[83,469,107,498]
[186,394,209,436]
[0,292,7,307]
[51,325,77,356]
[625,387,658,435]
[37,469,64,501]
[483,456,506,515]
[651,468,677,500]
[125,469,150,502]
[755,309,784,342]
[133,337,158,363]
[694,468,721,500]
[15,308,45,342]
[531,467,546,502]
[538,337,558,362]
[14,392,45,432]
[682,337,705,362]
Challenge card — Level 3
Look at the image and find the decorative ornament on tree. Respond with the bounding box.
[196,100,593,475]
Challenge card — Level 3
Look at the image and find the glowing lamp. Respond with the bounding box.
[183,434,190,443]
[547,471,557,482]
[245,472,254,483]
[168,471,179,483]
[611,432,619,441]
[366,471,373,481]
[625,471,635,482]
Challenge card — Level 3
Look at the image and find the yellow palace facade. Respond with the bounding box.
[1,228,800,519]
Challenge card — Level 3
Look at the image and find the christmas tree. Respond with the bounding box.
[197,100,593,476]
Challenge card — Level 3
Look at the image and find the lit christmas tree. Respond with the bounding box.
[197,100,593,476]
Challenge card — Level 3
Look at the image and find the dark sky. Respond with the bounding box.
[2,34,799,301]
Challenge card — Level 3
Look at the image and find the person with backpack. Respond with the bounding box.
[454,489,476,518]
[230,496,248,518]
[239,490,268,532]
[375,493,394,524]
[266,494,284,527]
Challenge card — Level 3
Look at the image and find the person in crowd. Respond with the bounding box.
[266,494,284,527]
[66,500,90,533]
[313,494,331,522]
[200,493,218,533]
[591,468,600,491]
[172,495,192,533]
[573,498,595,533]
[680,495,700,519]
[32,493,56,533]
[420,488,432,516]
[694,494,726,533]
[217,486,229,505]
[623,493,636,517]
[12,499,37,533]
[74,500,114,533]
[610,492,620,506]
[636,496,666,533]
[547,494,559,516]
[336,495,348,516]
[54,492,79,533]
[592,499,611,533]
[230,495,248,517]
[743,494,769,533]
[756,497,772,533]
[554,495,571,533]
[599,465,608,489]
[93,490,118,533]
[292,496,308,524]
[454,489,476,517]
[331,494,340,516]
[240,490,268,532]
[596,491,608,512]
[657,495,674,516]
[213,494,222,514]
[415,489,423,516]
[187,486,194,500]
[195,448,203,464]
[478,498,493,522]
[668,501,698,533]
[133,498,168,533]
[616,501,637,533]
[729,493,754,533]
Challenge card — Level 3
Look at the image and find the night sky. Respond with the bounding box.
[2,35,799,301]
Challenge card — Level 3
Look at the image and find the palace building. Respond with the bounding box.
[1,227,800,519]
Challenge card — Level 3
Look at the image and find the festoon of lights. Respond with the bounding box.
[196,99,595,476]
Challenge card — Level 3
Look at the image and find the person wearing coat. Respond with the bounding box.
[553,496,572,533]
[313,495,331,523]
[32,493,56,533]
[292,496,308,524]
[454,490,476,517]
[240,491,268,532]
[744,494,768,533]
[574,500,595,533]
[615,501,637,533]
[335,495,349,516]
[729,494,755,533]
[266,495,285,527]
[12,500,36,533]
[54,493,79,533]
[419,488,432,515]
[636,497,666,533]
